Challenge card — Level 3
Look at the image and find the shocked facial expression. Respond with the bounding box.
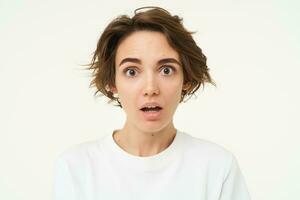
[112,31,186,132]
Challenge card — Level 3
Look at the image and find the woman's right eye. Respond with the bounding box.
[124,67,137,77]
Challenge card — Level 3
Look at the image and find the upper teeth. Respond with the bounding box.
[146,106,157,108]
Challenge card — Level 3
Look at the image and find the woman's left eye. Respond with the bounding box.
[161,65,175,75]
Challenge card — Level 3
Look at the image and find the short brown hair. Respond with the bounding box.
[85,6,216,108]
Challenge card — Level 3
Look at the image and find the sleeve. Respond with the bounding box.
[219,154,251,200]
[53,155,77,200]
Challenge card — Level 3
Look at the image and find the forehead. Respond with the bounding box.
[115,31,179,63]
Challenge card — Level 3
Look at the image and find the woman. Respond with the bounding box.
[54,6,251,200]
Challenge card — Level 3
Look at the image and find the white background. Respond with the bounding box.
[0,0,299,200]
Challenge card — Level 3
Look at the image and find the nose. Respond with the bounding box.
[142,74,160,97]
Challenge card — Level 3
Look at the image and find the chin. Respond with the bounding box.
[137,120,171,133]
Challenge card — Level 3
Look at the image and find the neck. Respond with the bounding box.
[113,123,177,157]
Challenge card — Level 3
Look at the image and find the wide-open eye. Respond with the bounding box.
[160,65,176,75]
[124,67,138,77]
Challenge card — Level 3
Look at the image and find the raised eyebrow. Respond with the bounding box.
[118,57,181,67]
[157,58,181,66]
[118,58,141,67]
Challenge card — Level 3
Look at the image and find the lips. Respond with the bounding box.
[139,102,163,110]
[139,103,163,121]
[141,106,162,112]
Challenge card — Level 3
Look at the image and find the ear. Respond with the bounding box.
[110,86,118,94]
[106,84,118,94]
[182,82,191,91]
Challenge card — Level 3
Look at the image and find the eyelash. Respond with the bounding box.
[123,65,176,77]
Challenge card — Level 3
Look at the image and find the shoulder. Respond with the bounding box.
[179,131,233,157]
[54,136,105,166]
[179,131,235,169]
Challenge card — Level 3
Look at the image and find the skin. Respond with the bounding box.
[111,30,189,157]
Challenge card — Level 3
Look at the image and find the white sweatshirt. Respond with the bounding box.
[53,129,251,200]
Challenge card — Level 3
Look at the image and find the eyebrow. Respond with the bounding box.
[118,57,181,67]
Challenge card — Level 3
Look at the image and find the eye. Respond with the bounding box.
[160,65,175,75]
[124,67,137,77]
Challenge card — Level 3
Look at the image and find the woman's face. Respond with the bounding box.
[112,30,186,132]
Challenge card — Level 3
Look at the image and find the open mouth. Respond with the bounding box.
[140,106,162,112]
[140,106,163,120]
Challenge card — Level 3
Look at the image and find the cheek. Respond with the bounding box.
[163,80,183,98]
[117,82,140,109]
